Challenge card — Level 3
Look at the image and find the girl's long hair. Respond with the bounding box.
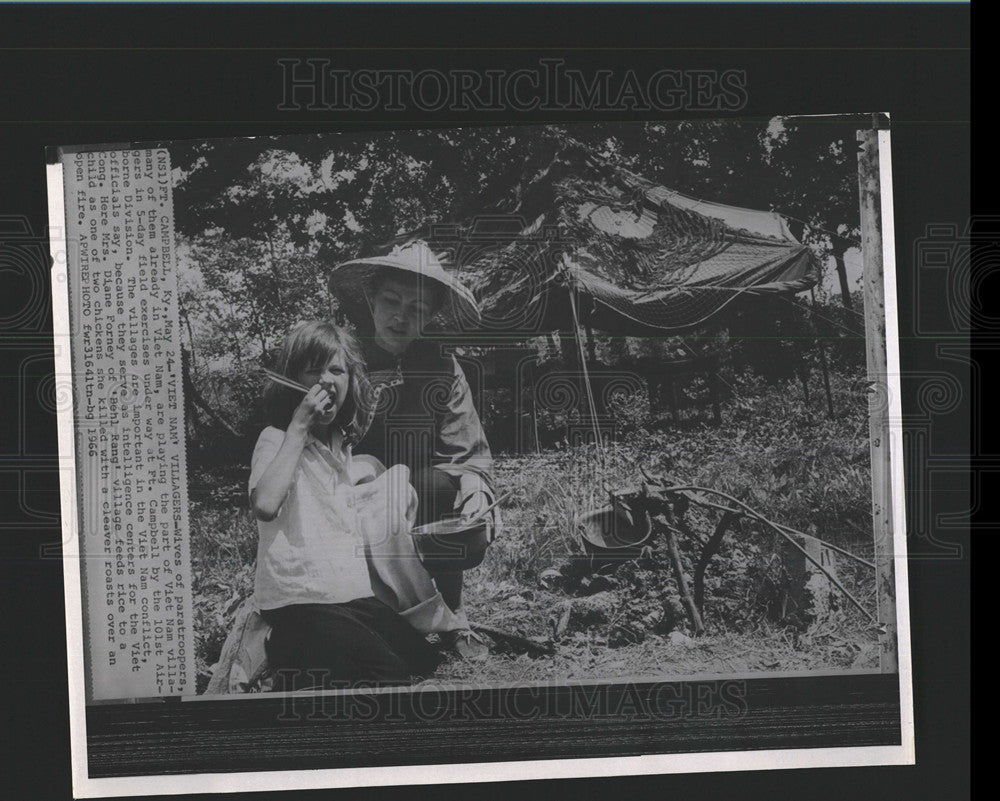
[263,320,372,445]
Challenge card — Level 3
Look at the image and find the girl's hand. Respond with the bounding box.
[289,384,332,431]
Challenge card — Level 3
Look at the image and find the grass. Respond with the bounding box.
[190,368,880,693]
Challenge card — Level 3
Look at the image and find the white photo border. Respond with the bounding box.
[48,126,914,798]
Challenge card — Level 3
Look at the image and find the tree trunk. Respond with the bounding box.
[182,350,242,440]
[833,242,853,310]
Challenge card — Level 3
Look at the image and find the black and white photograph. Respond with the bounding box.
[167,122,899,690]
[0,2,971,800]
[48,118,912,793]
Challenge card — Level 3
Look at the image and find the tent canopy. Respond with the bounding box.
[359,138,821,338]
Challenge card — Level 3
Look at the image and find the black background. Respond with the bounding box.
[0,3,970,800]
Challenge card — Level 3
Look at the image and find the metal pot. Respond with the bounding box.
[411,517,492,571]
[576,505,653,564]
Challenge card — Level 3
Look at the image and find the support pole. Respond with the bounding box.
[529,360,541,455]
[810,289,835,418]
[857,126,897,673]
[782,300,811,404]
[707,357,722,425]
[667,374,679,424]
[790,337,811,405]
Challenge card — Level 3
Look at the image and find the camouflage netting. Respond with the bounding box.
[369,137,820,338]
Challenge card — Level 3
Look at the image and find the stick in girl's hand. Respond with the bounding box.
[262,367,309,393]
[263,368,336,413]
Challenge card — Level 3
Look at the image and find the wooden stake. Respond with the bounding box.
[857,126,898,673]
[664,513,706,635]
[694,511,738,616]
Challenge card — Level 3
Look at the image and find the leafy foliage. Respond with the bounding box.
[169,121,860,452]
[177,123,878,689]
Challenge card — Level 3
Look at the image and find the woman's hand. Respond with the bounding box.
[289,383,332,432]
[456,490,492,521]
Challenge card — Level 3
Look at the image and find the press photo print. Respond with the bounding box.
[47,119,913,797]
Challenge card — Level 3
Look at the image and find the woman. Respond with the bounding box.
[328,241,496,659]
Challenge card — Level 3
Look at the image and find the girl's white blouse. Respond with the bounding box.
[249,426,382,610]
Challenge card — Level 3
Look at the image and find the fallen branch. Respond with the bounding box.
[661,517,706,636]
[470,623,555,657]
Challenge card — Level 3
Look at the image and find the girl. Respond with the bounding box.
[249,320,452,690]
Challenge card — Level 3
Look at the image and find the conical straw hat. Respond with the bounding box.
[328,240,480,331]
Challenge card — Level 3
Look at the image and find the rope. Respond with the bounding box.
[638,477,877,623]
[566,274,607,477]
[776,293,866,338]
[635,472,874,569]
[664,487,878,624]
[775,212,863,250]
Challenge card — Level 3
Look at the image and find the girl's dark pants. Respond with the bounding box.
[261,598,439,691]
